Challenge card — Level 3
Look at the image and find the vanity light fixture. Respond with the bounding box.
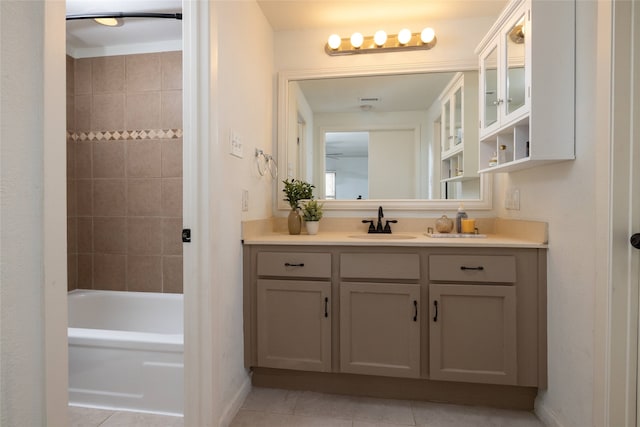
[325,27,437,56]
[94,17,122,27]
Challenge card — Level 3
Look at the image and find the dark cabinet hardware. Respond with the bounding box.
[631,233,640,250]
[460,266,484,271]
[384,220,398,233]
[324,297,329,318]
[361,219,375,232]
[284,262,304,267]
[433,300,438,322]
[182,228,191,243]
[362,206,398,234]
[413,300,418,322]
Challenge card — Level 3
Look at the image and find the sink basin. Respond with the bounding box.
[348,234,417,240]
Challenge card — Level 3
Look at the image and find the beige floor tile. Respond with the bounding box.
[354,421,417,427]
[99,411,183,427]
[229,410,294,427]
[293,390,359,420]
[411,401,504,427]
[68,406,114,427]
[352,396,415,426]
[241,387,300,414]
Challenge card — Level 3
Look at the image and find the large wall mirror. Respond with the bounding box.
[277,65,493,212]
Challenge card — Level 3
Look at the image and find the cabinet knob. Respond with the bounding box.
[631,233,640,250]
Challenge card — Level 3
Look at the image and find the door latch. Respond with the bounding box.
[182,228,191,243]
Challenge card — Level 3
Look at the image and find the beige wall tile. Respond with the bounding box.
[126,53,161,92]
[93,217,127,254]
[93,179,126,216]
[75,141,92,179]
[93,254,126,291]
[67,179,77,216]
[162,218,183,255]
[127,140,162,178]
[161,139,182,177]
[128,179,162,216]
[74,94,91,131]
[67,254,78,291]
[127,217,162,255]
[67,217,77,254]
[92,93,125,131]
[127,255,162,292]
[162,256,183,293]
[77,217,93,253]
[125,92,161,130]
[161,51,182,90]
[67,139,76,179]
[92,56,125,93]
[161,90,182,129]
[77,254,93,289]
[162,178,182,217]
[74,58,92,95]
[93,141,125,178]
[67,95,75,130]
[66,55,75,93]
[76,180,93,217]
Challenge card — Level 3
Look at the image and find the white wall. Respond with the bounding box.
[493,2,599,426]
[369,129,416,199]
[210,1,274,423]
[326,156,368,200]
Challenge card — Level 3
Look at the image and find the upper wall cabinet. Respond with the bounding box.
[476,0,575,173]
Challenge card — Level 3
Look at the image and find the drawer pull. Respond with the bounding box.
[284,262,305,267]
[433,300,438,322]
[460,266,484,271]
[324,297,329,318]
[413,300,418,322]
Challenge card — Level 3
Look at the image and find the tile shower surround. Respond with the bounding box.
[66,51,183,294]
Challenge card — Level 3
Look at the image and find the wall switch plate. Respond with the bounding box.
[241,189,249,211]
[505,188,521,210]
[230,130,243,158]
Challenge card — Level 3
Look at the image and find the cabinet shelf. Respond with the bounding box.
[475,0,575,174]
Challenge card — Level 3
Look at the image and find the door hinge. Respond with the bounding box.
[182,228,191,243]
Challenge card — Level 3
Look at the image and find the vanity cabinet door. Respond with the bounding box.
[340,282,420,378]
[429,283,517,385]
[257,279,331,372]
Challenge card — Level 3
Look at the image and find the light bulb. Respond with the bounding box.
[350,32,364,49]
[327,34,342,50]
[421,27,435,44]
[94,17,119,27]
[373,30,387,47]
[398,28,412,45]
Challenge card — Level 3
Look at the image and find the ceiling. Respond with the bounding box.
[66,0,507,54]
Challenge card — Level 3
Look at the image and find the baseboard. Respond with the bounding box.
[535,401,565,427]
[219,373,252,427]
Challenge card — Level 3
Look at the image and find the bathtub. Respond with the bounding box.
[68,289,183,416]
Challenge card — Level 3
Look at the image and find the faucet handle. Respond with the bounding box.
[361,219,375,233]
[384,219,398,233]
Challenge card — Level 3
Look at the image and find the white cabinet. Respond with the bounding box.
[438,72,480,199]
[476,0,575,173]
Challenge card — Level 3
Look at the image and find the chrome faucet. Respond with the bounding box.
[361,206,397,234]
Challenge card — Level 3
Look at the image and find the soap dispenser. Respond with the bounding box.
[455,203,467,234]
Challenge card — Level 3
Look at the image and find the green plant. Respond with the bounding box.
[302,200,324,221]
[282,179,314,210]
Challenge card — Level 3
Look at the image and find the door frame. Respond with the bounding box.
[594,0,640,425]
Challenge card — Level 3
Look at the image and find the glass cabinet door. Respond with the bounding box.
[453,86,463,146]
[481,44,499,131]
[505,13,527,116]
[442,98,451,152]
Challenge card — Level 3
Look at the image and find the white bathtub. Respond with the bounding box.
[68,289,184,416]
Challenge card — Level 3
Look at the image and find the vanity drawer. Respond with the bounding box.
[341,253,420,280]
[429,255,516,283]
[257,252,331,278]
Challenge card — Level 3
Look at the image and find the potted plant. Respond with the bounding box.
[282,179,314,235]
[302,200,324,235]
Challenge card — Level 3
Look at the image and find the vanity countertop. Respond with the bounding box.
[242,218,548,249]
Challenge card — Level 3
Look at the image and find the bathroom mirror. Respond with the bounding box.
[277,65,492,211]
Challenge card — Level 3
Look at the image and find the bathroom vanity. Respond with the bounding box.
[242,219,547,409]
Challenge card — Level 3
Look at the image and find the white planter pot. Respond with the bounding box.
[305,221,320,235]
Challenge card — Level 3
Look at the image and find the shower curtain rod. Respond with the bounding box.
[66,12,182,21]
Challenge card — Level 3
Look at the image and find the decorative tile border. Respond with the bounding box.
[67,128,183,142]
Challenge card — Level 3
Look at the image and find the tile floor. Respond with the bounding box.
[69,387,546,427]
